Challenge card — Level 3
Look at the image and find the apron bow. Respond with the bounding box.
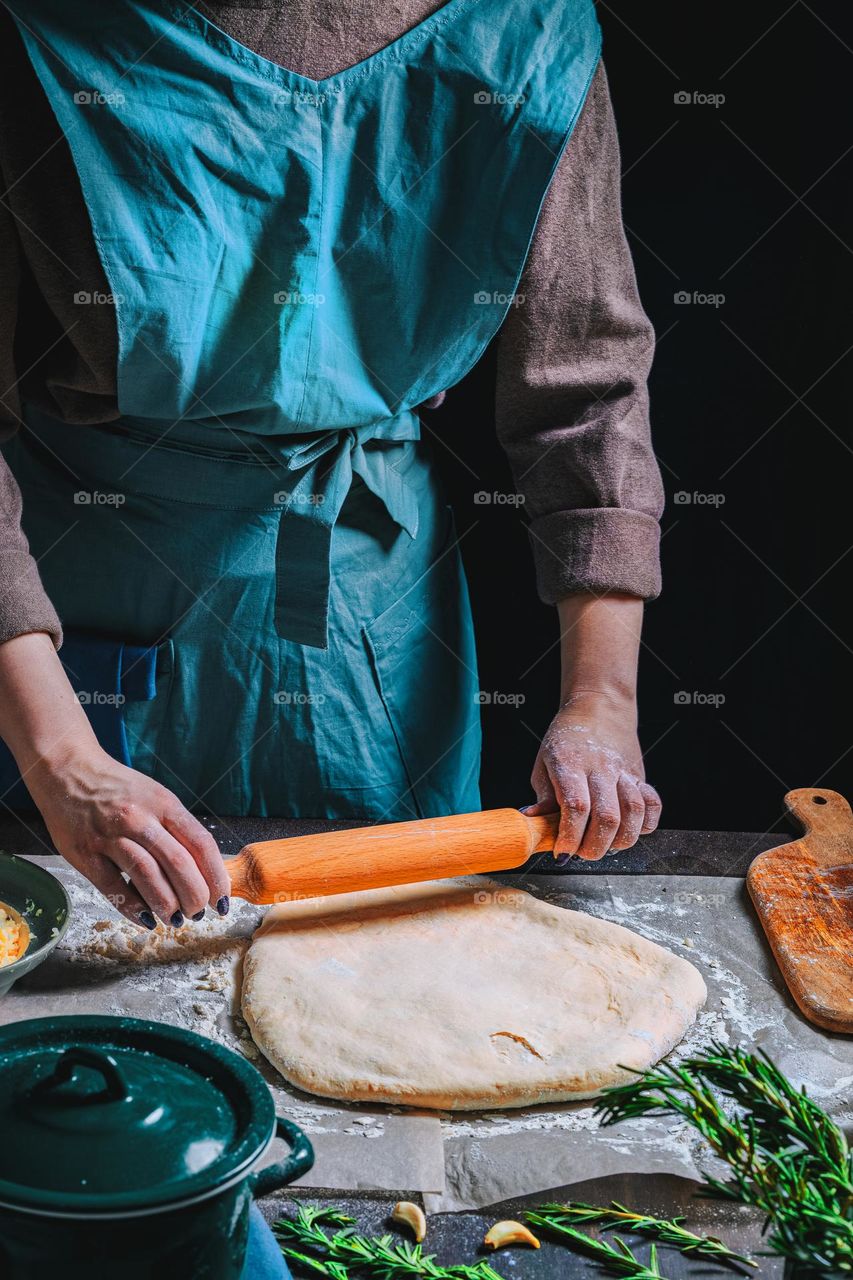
[273,413,421,648]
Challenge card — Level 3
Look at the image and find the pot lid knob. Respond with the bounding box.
[28,1047,129,1107]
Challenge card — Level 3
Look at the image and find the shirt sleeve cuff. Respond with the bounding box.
[528,508,662,604]
[0,550,63,649]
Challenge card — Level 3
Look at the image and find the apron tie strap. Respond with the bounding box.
[273,414,421,648]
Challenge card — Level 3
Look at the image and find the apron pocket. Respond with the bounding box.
[121,639,176,784]
[363,515,482,819]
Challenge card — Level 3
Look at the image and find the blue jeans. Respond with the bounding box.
[241,1206,290,1279]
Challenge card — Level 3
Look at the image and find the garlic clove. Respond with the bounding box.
[484,1220,540,1250]
[391,1201,427,1243]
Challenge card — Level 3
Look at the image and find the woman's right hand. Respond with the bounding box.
[26,744,231,929]
[0,631,230,928]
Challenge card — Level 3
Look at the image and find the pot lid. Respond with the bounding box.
[0,1016,274,1216]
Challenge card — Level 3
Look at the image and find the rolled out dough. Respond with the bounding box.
[242,877,707,1111]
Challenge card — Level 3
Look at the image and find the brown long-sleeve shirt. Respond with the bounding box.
[0,0,664,650]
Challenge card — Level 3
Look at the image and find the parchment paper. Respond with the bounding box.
[0,859,445,1195]
[3,861,850,1210]
[425,873,853,1211]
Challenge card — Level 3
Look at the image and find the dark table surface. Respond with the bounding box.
[261,1176,783,1279]
[0,812,795,1276]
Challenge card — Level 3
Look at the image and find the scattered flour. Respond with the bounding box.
[55,875,398,1137]
[52,869,850,1197]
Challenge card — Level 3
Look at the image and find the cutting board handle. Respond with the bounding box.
[784,787,853,845]
[748,786,853,1032]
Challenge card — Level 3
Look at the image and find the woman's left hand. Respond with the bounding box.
[525,690,661,860]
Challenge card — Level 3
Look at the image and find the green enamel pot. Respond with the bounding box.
[0,1016,314,1279]
[0,853,70,995]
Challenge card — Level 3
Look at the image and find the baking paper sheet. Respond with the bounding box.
[3,861,850,1210]
[0,859,445,1195]
[426,873,853,1211]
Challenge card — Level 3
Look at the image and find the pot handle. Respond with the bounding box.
[251,1116,315,1198]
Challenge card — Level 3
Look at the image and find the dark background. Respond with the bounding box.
[429,1,853,834]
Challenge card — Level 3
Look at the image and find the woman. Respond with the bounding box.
[0,0,664,934]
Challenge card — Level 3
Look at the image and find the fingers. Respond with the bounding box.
[567,774,661,860]
[611,773,647,850]
[531,757,593,857]
[113,820,214,921]
[109,837,184,924]
[638,781,663,833]
[92,815,223,928]
[530,714,661,866]
[576,770,621,860]
[551,770,591,856]
[143,824,211,918]
[79,851,151,928]
[529,758,558,814]
[520,799,557,817]
[37,751,227,926]
[161,803,230,911]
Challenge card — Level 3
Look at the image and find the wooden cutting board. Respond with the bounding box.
[747,787,853,1033]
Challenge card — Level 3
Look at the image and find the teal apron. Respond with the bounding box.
[3,0,601,819]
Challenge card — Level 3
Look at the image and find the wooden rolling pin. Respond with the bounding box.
[228,808,561,904]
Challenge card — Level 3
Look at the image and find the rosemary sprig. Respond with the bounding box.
[594,1043,853,1274]
[526,1202,756,1270]
[274,1205,504,1280]
[523,1225,664,1279]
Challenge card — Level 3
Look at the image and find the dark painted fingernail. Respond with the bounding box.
[192,909,205,922]
[555,853,572,867]
[216,896,230,917]
[170,911,184,928]
[139,911,156,930]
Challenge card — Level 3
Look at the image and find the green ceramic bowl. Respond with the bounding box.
[0,855,70,996]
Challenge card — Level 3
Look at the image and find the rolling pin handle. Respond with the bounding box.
[524,811,562,854]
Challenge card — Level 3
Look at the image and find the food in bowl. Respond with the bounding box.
[0,901,30,967]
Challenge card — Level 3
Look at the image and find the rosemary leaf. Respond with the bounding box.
[529,1223,664,1278]
[593,1044,853,1274]
[527,1202,756,1270]
[274,1206,504,1280]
